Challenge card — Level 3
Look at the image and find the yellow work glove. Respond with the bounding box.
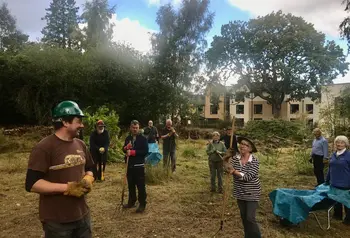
[64,181,89,197]
[81,174,94,193]
[99,147,105,154]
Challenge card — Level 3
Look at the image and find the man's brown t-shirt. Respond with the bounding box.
[28,134,94,223]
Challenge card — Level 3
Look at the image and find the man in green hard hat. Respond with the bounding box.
[25,100,95,238]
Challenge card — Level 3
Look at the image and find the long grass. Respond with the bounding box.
[1,136,348,238]
[293,147,314,175]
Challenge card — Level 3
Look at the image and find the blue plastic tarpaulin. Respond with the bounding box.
[269,184,350,224]
[145,143,163,166]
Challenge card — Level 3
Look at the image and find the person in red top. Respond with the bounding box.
[25,100,95,238]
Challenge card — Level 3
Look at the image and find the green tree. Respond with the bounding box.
[340,0,350,52]
[207,11,348,118]
[0,3,28,52]
[41,0,81,49]
[81,0,116,49]
[151,0,214,118]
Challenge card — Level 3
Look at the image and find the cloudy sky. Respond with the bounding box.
[1,0,350,83]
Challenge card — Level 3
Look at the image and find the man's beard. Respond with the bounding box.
[98,128,104,134]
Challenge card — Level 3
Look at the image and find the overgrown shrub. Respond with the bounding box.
[83,106,124,163]
[237,119,313,142]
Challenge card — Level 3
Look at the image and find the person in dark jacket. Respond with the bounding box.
[90,120,110,181]
[325,135,350,225]
[161,119,178,173]
[220,126,239,152]
[122,120,149,213]
[143,120,159,143]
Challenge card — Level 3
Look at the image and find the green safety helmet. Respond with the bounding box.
[52,100,84,121]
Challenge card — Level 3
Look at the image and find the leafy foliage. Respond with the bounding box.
[237,119,312,141]
[340,0,350,53]
[319,86,350,137]
[151,0,214,117]
[0,3,28,52]
[207,11,348,117]
[0,43,172,125]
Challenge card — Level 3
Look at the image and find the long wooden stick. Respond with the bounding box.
[120,155,129,208]
[219,116,236,231]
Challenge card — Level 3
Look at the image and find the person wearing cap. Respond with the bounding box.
[25,100,95,237]
[143,120,159,144]
[122,120,149,213]
[225,136,261,238]
[220,126,239,152]
[89,120,110,181]
[206,131,227,193]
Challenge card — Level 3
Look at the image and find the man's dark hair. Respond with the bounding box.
[52,116,76,130]
[130,120,139,126]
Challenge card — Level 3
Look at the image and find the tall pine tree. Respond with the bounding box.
[81,0,116,49]
[41,0,81,49]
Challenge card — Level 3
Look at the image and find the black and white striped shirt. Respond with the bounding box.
[230,154,261,201]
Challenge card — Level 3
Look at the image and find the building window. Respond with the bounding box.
[210,104,218,114]
[290,104,299,114]
[254,104,263,114]
[306,104,313,114]
[236,105,244,114]
[254,118,262,120]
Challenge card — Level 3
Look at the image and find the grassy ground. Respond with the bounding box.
[0,139,349,238]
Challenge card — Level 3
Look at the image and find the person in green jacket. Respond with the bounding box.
[206,131,227,193]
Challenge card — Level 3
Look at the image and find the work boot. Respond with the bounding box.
[122,203,136,209]
[136,204,146,213]
[343,219,350,225]
[101,172,105,181]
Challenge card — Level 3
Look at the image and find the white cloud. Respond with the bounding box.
[227,0,347,37]
[109,14,155,54]
[147,0,182,7]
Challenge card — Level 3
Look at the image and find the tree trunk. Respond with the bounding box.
[272,103,282,118]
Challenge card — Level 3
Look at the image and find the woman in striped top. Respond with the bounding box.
[227,136,261,238]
